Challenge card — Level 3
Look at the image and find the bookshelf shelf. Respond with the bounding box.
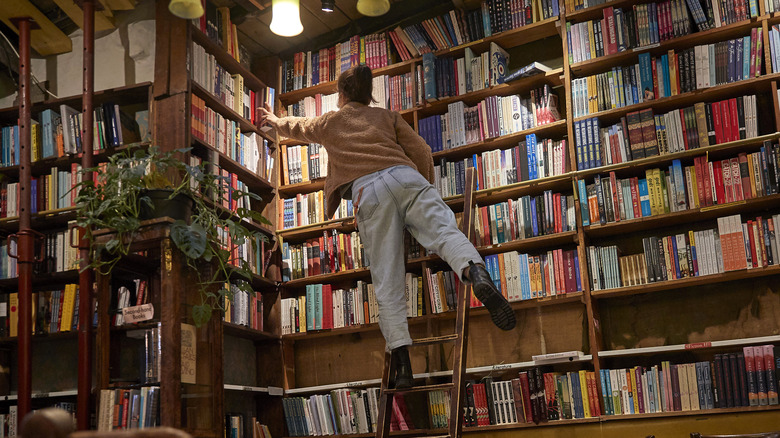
[0,207,78,233]
[0,390,78,402]
[431,119,568,161]
[598,335,780,357]
[191,81,260,135]
[191,137,275,194]
[277,178,326,198]
[439,172,575,210]
[250,272,277,289]
[0,269,79,291]
[574,132,780,180]
[279,59,418,104]
[573,73,780,124]
[190,27,268,93]
[444,17,561,60]
[276,217,355,241]
[417,68,565,119]
[477,231,579,255]
[0,82,152,123]
[583,193,780,238]
[569,19,759,77]
[591,263,780,300]
[109,321,161,332]
[598,404,780,421]
[223,321,279,341]
[0,331,78,345]
[463,417,600,432]
[282,266,372,288]
[564,0,636,23]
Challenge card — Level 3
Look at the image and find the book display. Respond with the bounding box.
[272,0,780,436]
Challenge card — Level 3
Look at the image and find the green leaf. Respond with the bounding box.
[192,304,212,327]
[171,220,207,259]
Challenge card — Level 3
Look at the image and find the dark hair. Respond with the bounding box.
[337,64,375,105]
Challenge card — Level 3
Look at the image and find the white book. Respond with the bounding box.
[457,58,466,95]
[609,369,623,414]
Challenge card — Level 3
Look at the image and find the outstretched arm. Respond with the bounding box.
[394,113,435,184]
[258,103,329,144]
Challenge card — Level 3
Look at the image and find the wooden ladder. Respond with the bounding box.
[375,167,478,438]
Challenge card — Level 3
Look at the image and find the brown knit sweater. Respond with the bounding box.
[275,102,435,218]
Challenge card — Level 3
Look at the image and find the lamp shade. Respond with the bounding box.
[270,0,304,37]
[356,0,390,16]
[168,0,204,19]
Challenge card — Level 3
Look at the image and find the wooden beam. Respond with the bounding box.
[0,0,72,56]
[104,0,136,10]
[52,0,116,32]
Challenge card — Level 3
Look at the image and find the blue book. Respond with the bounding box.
[574,254,581,291]
[736,37,744,82]
[520,254,531,300]
[481,2,491,37]
[422,53,437,101]
[672,159,686,208]
[591,117,602,168]
[743,36,751,80]
[638,178,652,216]
[315,284,323,330]
[600,369,612,415]
[526,134,538,179]
[570,371,584,418]
[584,118,594,169]
[638,53,654,100]
[661,55,671,97]
[530,200,538,236]
[551,0,559,17]
[575,121,585,170]
[14,126,19,166]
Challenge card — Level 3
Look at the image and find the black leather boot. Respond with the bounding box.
[392,346,414,389]
[468,261,517,330]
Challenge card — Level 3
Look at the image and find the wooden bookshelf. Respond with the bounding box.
[190,26,268,92]
[563,0,637,22]
[191,137,275,194]
[191,81,261,135]
[222,321,279,341]
[277,178,326,198]
[598,335,780,357]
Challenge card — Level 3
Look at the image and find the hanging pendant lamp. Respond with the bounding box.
[356,0,390,16]
[270,0,304,37]
[168,0,204,19]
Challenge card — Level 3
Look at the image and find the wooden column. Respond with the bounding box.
[77,0,96,429]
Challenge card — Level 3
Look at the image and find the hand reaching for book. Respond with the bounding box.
[258,103,279,129]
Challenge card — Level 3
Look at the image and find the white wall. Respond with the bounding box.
[0,0,156,108]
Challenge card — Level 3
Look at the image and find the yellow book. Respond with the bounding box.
[297,295,306,333]
[360,36,366,65]
[679,363,691,410]
[31,122,40,162]
[233,74,245,117]
[656,169,669,214]
[689,166,700,208]
[587,21,596,60]
[668,50,678,96]
[588,75,597,114]
[747,153,757,198]
[687,363,700,410]
[630,367,640,414]
[231,23,239,62]
[60,284,76,332]
[300,145,309,183]
[417,276,423,317]
[644,169,658,215]
[339,234,347,272]
[579,370,591,417]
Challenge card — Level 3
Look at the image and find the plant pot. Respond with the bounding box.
[139,189,194,223]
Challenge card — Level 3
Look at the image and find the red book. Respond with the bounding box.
[713,160,725,205]
[729,98,740,142]
[553,193,562,233]
[587,371,602,416]
[693,157,706,207]
[720,100,732,143]
[722,159,733,203]
[746,221,758,268]
[609,171,620,221]
[703,159,714,207]
[556,249,566,294]
[481,206,491,244]
[651,57,659,100]
[603,7,618,55]
[564,250,577,293]
[712,101,724,144]
[730,158,744,201]
[738,153,752,199]
[518,372,534,423]
[630,177,641,217]
[121,390,130,429]
[322,284,332,329]
[473,383,490,426]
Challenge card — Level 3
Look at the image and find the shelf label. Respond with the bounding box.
[346,381,365,387]
[492,364,512,371]
[243,386,254,392]
[684,342,712,350]
[122,304,154,323]
[634,43,660,52]
[33,392,49,399]
[268,386,284,396]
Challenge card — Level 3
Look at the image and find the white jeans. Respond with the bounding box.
[353,165,483,350]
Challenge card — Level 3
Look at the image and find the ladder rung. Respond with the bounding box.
[383,383,454,394]
[412,334,459,346]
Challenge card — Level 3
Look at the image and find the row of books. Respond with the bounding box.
[473,192,576,247]
[588,212,780,291]
[192,0,240,61]
[190,94,274,179]
[282,388,384,436]
[191,42,268,123]
[566,0,756,65]
[434,137,570,198]
[0,105,140,168]
[280,281,378,335]
[572,32,764,118]
[483,247,582,302]
[767,24,780,76]
[419,84,561,153]
[420,43,509,101]
[0,166,80,218]
[426,268,460,314]
[0,406,17,437]
[280,230,368,281]
[574,94,759,170]
[428,390,451,429]
[280,191,352,229]
[465,368,602,425]
[580,146,780,228]
[285,92,338,119]
[765,0,780,14]
[96,386,161,431]
[283,37,363,93]
[371,73,419,113]
[564,0,611,12]
[280,143,328,186]
[0,286,79,338]
[223,283,263,331]
[0,227,79,280]
[111,279,150,326]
